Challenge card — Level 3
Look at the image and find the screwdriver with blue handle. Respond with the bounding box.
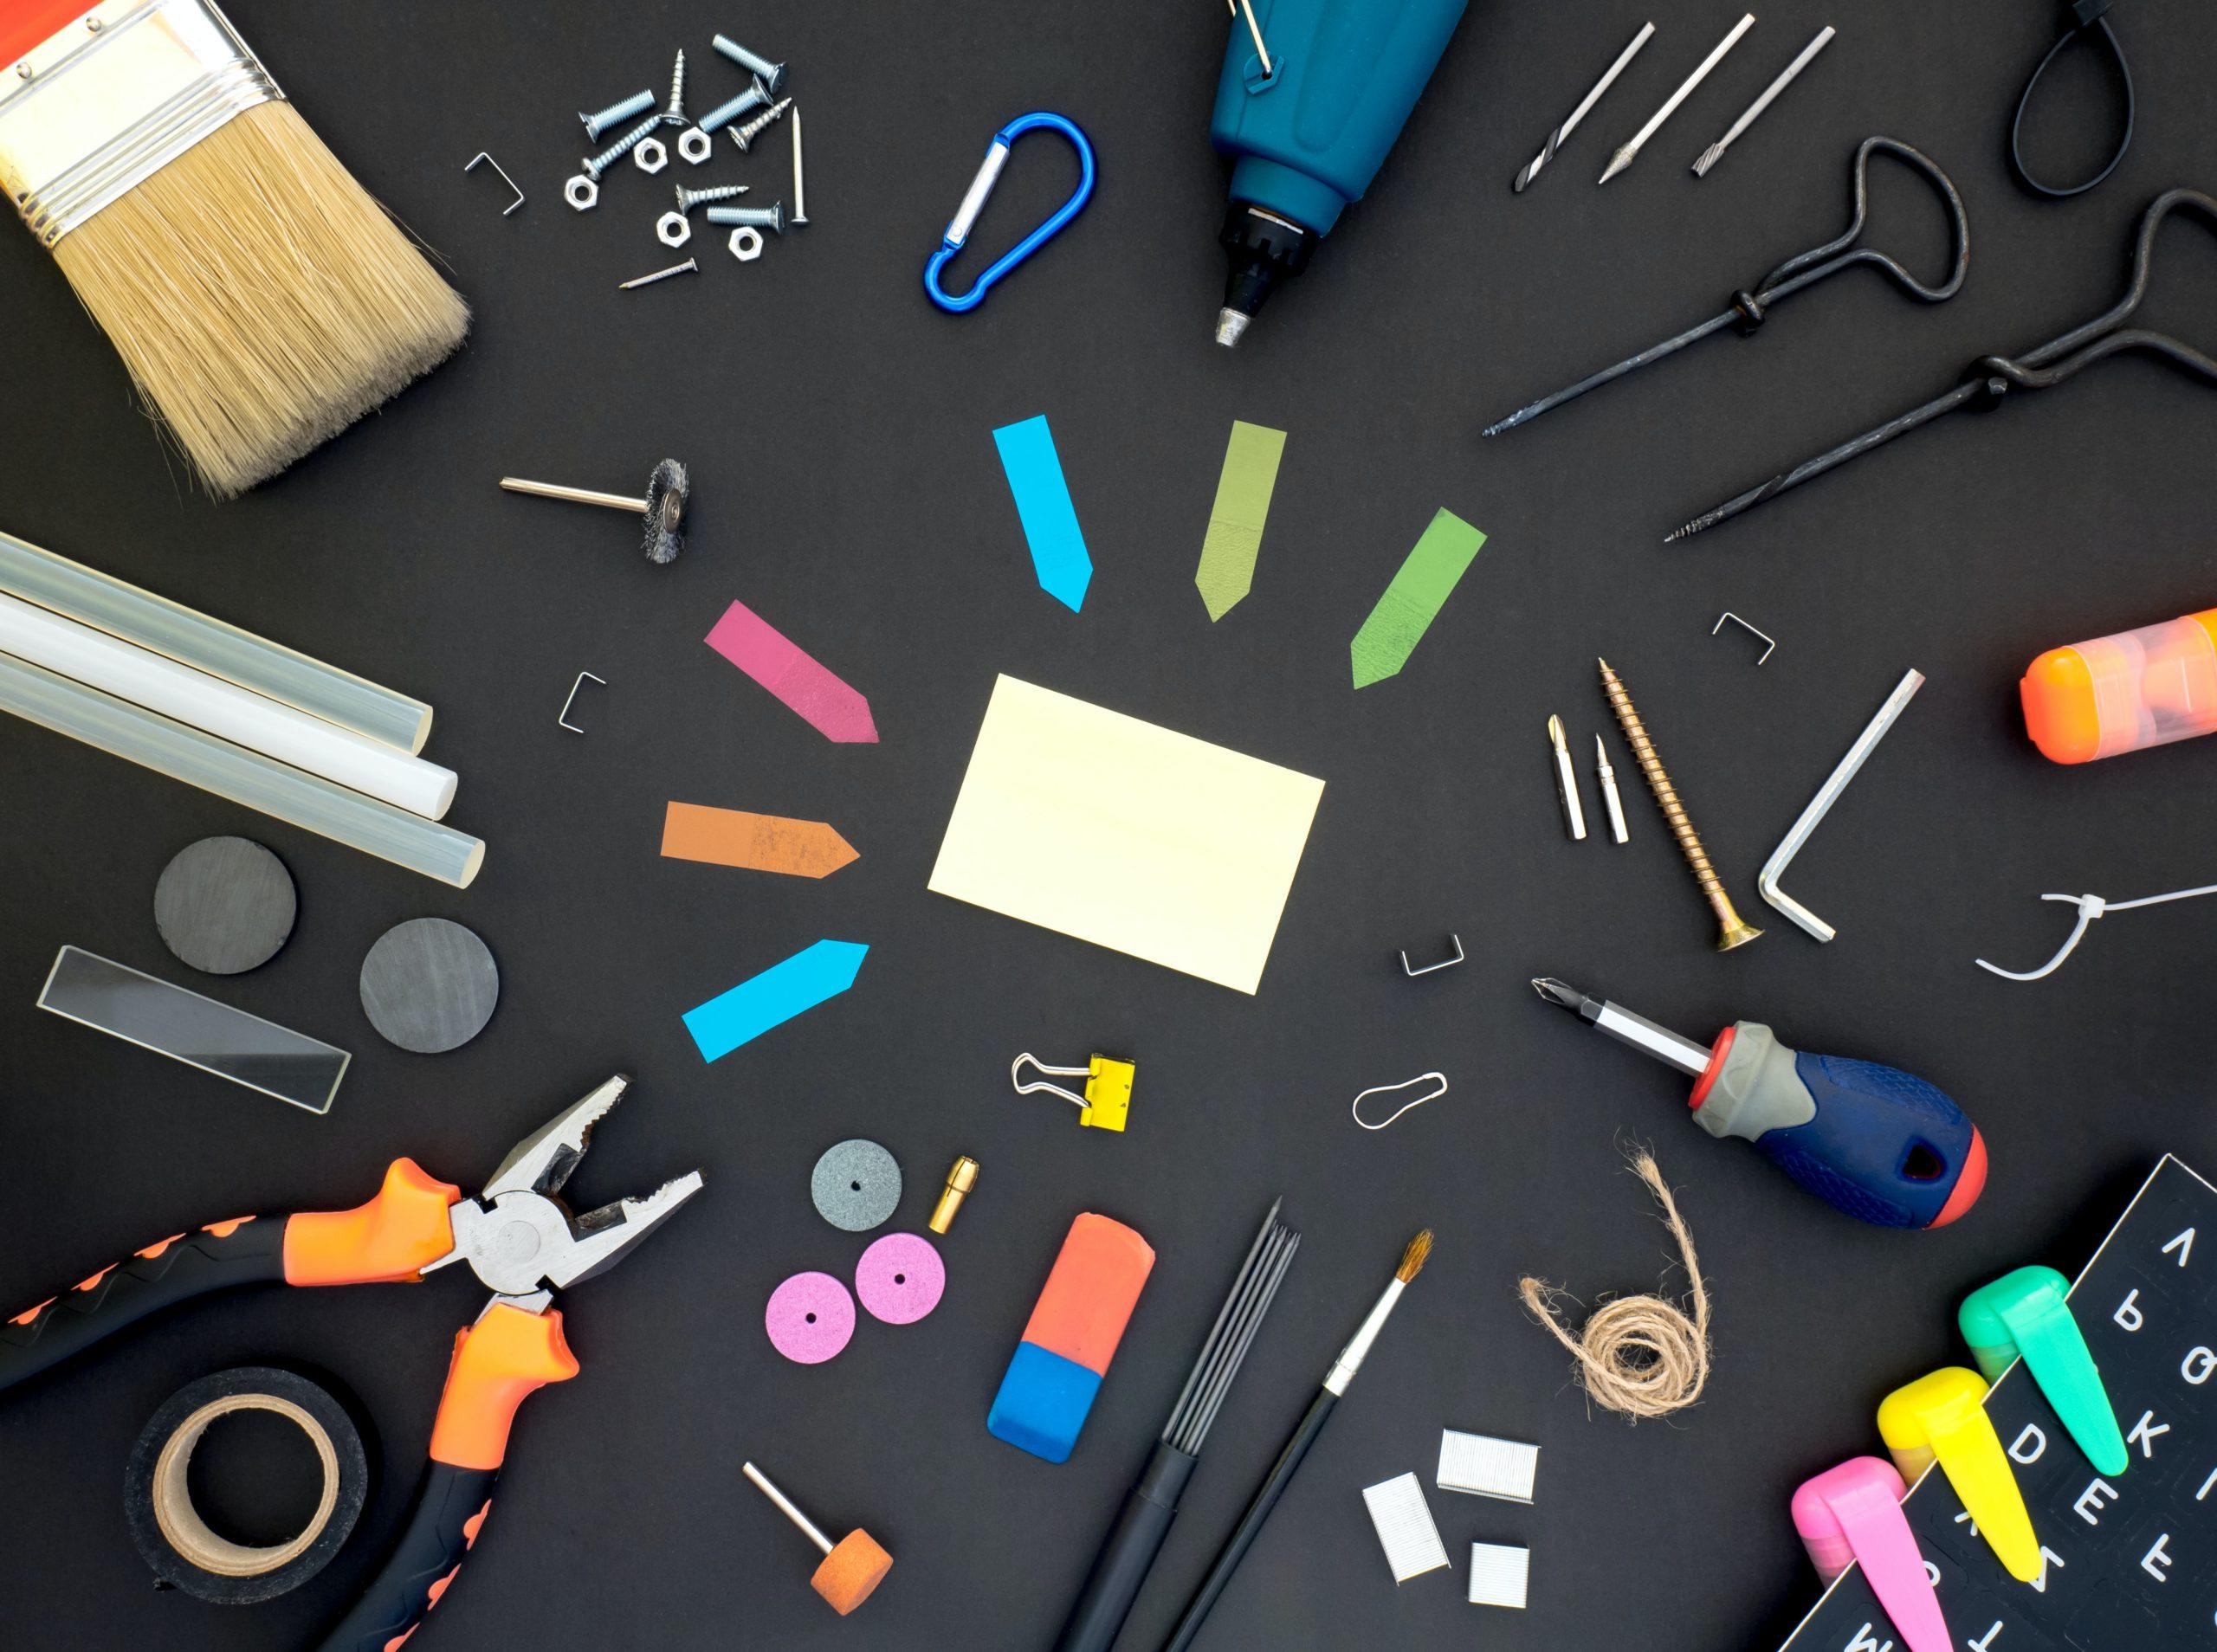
[1531,978,1988,1229]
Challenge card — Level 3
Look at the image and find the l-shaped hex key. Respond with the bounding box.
[1760,669,1925,941]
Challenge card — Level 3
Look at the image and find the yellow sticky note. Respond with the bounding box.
[928,676,1325,994]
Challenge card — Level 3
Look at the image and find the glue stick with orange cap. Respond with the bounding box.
[2020,607,2217,764]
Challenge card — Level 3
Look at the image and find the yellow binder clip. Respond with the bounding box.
[1012,1051,1134,1132]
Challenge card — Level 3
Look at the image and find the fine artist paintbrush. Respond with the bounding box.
[0,0,469,497]
[1160,1229,1432,1652]
[1052,1199,1301,1652]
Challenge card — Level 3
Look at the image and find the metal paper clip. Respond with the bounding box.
[464,152,525,216]
[557,671,605,733]
[1399,934,1464,977]
[1012,1050,1134,1131]
[924,112,1096,313]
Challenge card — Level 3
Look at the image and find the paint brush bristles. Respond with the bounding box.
[1397,1229,1433,1282]
[48,100,469,497]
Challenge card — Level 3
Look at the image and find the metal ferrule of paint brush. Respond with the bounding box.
[1324,1229,1431,1393]
[0,0,282,248]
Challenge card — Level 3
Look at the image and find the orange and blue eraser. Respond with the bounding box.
[987,1212,1154,1463]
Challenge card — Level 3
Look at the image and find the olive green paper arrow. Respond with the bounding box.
[1195,421,1288,621]
[1350,509,1486,687]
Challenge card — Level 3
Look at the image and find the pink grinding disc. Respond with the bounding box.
[766,1271,856,1364]
[854,1232,945,1325]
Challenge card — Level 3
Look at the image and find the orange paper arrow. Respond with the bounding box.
[661,803,858,879]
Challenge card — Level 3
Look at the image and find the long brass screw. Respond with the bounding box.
[1598,658,1762,951]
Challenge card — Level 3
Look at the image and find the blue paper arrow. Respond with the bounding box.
[682,939,869,1062]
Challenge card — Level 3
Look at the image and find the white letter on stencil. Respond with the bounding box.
[2199,1465,2217,1503]
[2114,1289,2143,1332]
[2184,1346,2216,1385]
[1844,1625,1894,1652]
[2028,1548,2065,1593]
[2128,1410,2172,1459]
[2143,1533,2174,1583]
[2010,1424,2046,1464]
[1967,1622,2005,1652]
[2162,1228,2194,1266]
[2075,1480,2119,1525]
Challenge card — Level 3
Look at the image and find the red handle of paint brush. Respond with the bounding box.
[0,1,101,70]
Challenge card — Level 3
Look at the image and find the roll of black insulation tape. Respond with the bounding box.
[124,1366,368,1604]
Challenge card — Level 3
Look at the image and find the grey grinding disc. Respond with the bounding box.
[811,1139,902,1232]
[359,918,499,1055]
[153,837,296,974]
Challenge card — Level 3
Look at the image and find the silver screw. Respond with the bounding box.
[790,105,808,224]
[579,88,656,143]
[708,202,785,235]
[675,182,749,213]
[711,35,785,95]
[728,96,793,153]
[583,113,663,180]
[698,77,772,134]
[661,49,688,126]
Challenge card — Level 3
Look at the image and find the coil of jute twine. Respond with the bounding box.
[1518,1151,1710,1420]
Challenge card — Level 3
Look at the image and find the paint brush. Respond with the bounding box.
[0,1,469,497]
[1160,1229,1432,1652]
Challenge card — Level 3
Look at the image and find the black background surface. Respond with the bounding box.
[2,3,2213,1649]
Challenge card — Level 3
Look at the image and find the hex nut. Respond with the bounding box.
[678,127,713,165]
[656,211,692,248]
[633,137,669,174]
[728,225,765,262]
[564,173,598,211]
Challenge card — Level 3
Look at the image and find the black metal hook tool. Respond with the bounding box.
[1669,188,2217,541]
[2011,0,2135,200]
[1483,138,1971,437]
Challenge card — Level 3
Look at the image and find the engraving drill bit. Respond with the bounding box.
[1548,715,1588,839]
[1690,27,1835,177]
[1595,733,1630,844]
[1514,22,1655,192]
[1600,14,1755,184]
[1598,658,1762,949]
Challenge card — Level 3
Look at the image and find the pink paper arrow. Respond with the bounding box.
[705,599,879,744]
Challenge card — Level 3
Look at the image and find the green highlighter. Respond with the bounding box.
[1959,1265,2130,1476]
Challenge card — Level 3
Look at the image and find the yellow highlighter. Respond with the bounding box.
[1878,1368,2042,1583]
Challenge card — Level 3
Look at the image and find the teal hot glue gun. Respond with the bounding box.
[1209,0,1470,345]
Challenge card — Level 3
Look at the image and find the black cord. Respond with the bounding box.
[2009,0,2135,199]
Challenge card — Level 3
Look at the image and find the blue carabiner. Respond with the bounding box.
[923,112,1096,313]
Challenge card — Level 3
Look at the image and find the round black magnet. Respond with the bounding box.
[811,1139,902,1232]
[359,917,500,1054]
[124,1366,368,1605]
[153,837,297,975]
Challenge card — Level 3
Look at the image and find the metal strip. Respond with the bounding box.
[38,945,346,1113]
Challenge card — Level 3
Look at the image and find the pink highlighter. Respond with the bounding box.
[1791,1458,1949,1652]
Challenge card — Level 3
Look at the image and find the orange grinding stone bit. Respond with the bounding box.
[812,1529,895,1615]
[743,1460,892,1616]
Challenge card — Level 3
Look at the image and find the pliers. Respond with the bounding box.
[0,1074,703,1651]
